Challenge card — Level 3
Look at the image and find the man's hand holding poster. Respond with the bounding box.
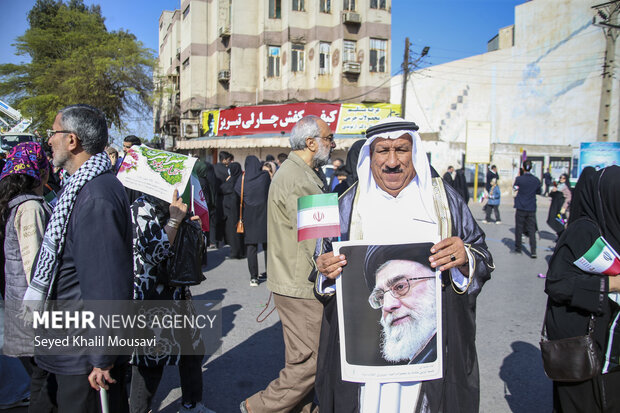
[334,241,443,383]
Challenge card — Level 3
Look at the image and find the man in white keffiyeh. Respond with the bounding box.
[25,104,134,412]
[313,117,495,413]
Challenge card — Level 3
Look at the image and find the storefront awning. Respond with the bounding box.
[176,132,439,151]
[176,135,367,150]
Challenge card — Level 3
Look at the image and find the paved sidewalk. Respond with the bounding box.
[152,196,556,413]
[1,195,557,413]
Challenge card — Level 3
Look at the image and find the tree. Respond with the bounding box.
[0,0,155,131]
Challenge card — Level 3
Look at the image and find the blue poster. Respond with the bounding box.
[579,142,620,174]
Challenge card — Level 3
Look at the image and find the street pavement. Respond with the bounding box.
[1,195,556,413]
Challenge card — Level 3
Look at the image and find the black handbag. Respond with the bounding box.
[159,219,206,287]
[540,314,602,382]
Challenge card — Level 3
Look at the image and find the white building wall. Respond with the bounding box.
[393,0,614,147]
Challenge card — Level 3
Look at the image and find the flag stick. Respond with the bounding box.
[191,182,195,215]
[100,388,109,413]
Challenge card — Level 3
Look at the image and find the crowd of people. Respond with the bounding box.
[0,103,618,413]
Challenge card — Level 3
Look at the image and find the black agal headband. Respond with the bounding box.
[365,121,419,140]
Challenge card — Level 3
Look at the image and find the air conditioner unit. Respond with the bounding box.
[218,26,231,37]
[218,70,231,81]
[169,125,179,136]
[343,61,361,74]
[342,11,361,24]
[181,120,200,138]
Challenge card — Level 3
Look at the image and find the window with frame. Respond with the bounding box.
[292,44,305,73]
[292,0,304,11]
[182,57,190,70]
[269,0,282,18]
[343,40,356,63]
[343,0,355,11]
[370,0,386,9]
[183,5,190,19]
[369,38,386,72]
[267,46,281,77]
[320,0,331,13]
[319,42,331,75]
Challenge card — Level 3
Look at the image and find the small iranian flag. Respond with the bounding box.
[190,175,210,232]
[297,193,340,242]
[574,236,620,276]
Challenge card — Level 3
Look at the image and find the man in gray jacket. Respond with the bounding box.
[241,115,335,413]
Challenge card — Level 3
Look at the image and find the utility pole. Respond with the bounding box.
[400,39,429,120]
[593,1,620,141]
[401,37,410,118]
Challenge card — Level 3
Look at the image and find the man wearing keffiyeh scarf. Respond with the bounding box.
[24,104,133,413]
[312,117,494,413]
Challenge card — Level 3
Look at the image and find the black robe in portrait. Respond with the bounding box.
[312,176,494,413]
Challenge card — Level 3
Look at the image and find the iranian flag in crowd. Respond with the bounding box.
[190,175,209,232]
[574,236,620,276]
[297,193,340,242]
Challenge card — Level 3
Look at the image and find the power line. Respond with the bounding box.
[418,67,602,81]
[412,70,599,86]
[407,26,602,63]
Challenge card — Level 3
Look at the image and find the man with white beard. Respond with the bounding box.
[366,253,438,364]
[312,117,494,413]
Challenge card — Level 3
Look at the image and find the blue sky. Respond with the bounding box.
[0,0,526,139]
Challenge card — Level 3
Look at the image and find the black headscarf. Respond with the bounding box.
[228,162,242,186]
[344,139,366,186]
[235,155,270,206]
[568,166,620,253]
[567,166,597,226]
[595,166,620,253]
[243,156,265,182]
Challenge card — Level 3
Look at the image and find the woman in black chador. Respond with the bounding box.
[236,155,270,286]
[220,161,245,258]
[544,165,620,412]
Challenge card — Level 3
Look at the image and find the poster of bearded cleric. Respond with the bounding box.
[334,241,442,382]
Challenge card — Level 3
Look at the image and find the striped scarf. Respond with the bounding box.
[23,151,111,304]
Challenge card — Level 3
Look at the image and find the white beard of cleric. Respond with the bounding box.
[375,260,437,363]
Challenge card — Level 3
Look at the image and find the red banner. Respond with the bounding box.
[217,103,341,136]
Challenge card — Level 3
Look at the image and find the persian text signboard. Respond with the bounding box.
[217,103,340,136]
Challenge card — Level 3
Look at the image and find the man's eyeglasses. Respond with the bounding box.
[317,134,334,143]
[46,129,74,138]
[368,276,435,309]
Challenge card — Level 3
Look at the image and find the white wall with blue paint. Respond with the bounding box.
[393,0,614,148]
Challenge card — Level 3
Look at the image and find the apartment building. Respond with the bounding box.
[155,0,392,147]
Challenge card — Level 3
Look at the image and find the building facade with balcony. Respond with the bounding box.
[155,0,392,159]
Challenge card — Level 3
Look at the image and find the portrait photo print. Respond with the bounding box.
[335,241,443,383]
